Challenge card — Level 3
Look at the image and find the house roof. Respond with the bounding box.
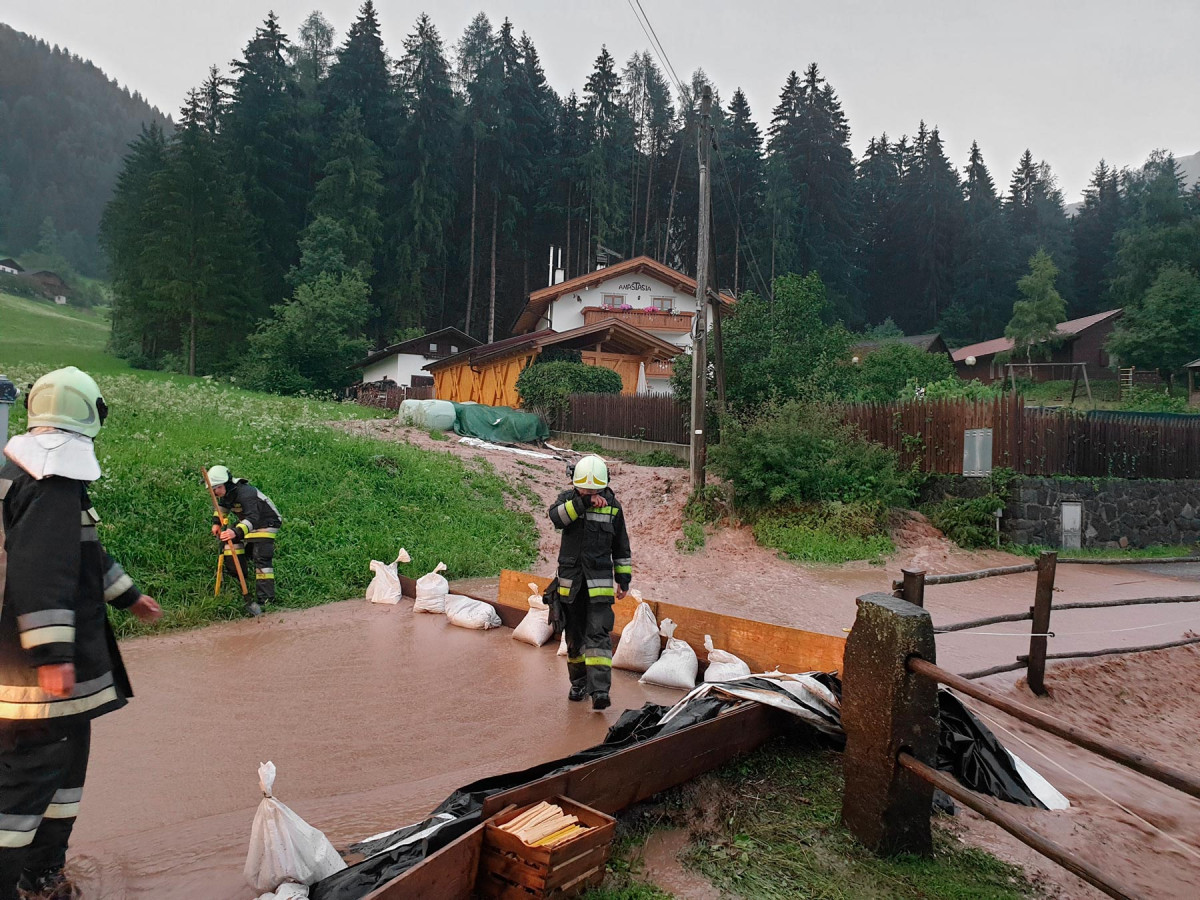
[951,309,1123,362]
[513,255,736,334]
[425,319,683,372]
[0,258,23,272]
[853,334,950,356]
[350,327,480,370]
[1185,358,1200,370]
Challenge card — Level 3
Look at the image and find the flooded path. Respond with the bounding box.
[70,601,681,898]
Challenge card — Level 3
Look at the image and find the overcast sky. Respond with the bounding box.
[3,0,1198,201]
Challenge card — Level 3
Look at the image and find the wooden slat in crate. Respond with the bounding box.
[479,796,616,899]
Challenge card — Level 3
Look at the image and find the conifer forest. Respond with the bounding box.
[81,4,1200,383]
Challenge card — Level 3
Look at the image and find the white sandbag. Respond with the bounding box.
[244,762,345,893]
[365,548,411,605]
[703,634,752,682]
[398,399,422,426]
[557,633,567,656]
[639,619,698,691]
[512,582,554,646]
[611,595,660,673]
[445,594,502,630]
[413,562,449,614]
[419,399,457,431]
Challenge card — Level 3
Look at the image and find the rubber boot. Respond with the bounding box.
[568,684,587,702]
[591,692,611,711]
[244,601,263,618]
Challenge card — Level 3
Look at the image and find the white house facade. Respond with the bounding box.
[351,327,479,387]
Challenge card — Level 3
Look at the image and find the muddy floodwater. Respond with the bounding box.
[70,601,681,898]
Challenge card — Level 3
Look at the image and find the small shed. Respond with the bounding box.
[0,258,24,275]
[1186,359,1200,407]
[349,327,479,387]
[426,319,683,407]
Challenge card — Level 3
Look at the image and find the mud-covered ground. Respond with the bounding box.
[71,424,1200,897]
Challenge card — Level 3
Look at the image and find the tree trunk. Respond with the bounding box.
[489,192,498,343]
[733,202,741,297]
[565,181,572,280]
[664,140,685,266]
[465,139,478,337]
[642,139,654,257]
[188,310,196,377]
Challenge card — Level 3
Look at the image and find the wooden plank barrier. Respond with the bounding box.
[363,823,484,900]
[496,569,846,674]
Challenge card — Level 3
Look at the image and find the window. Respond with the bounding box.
[602,294,624,308]
[450,345,458,354]
[430,343,438,353]
[651,296,674,311]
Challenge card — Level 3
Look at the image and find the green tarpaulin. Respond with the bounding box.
[451,403,550,444]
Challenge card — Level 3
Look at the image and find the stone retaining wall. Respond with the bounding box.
[923,476,1200,549]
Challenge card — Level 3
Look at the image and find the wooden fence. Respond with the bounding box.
[350,380,435,410]
[842,395,1200,479]
[562,392,688,445]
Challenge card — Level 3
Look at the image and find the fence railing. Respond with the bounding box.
[350,380,435,410]
[561,392,688,445]
[843,590,1196,899]
[842,395,1200,479]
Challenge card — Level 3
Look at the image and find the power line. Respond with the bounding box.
[632,0,687,99]
[712,135,773,301]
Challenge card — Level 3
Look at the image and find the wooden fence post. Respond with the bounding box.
[898,568,926,608]
[1026,551,1058,696]
[841,593,939,854]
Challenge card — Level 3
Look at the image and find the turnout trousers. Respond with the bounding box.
[0,721,91,900]
[223,537,276,604]
[563,596,614,697]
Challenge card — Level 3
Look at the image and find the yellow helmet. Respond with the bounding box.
[572,455,608,490]
[25,366,107,438]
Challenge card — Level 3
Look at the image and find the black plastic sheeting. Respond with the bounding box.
[937,690,1046,809]
[310,698,734,900]
[312,679,1046,899]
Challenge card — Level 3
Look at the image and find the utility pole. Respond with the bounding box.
[689,86,713,488]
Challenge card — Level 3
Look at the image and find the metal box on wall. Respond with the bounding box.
[963,428,993,477]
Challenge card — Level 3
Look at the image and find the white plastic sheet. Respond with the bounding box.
[365,549,411,605]
[639,618,698,690]
[413,563,449,614]
[244,762,345,893]
[512,583,554,646]
[611,596,660,673]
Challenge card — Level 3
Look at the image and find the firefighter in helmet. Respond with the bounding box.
[548,455,632,710]
[0,366,161,899]
[206,465,281,617]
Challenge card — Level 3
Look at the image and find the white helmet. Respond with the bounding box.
[206,465,232,487]
[25,366,107,438]
[572,455,608,490]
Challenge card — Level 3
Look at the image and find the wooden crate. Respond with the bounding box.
[477,796,616,899]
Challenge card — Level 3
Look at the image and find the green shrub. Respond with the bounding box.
[850,343,955,402]
[923,494,1006,548]
[899,376,1003,401]
[753,503,894,564]
[516,361,622,419]
[710,401,914,513]
[1118,386,1191,414]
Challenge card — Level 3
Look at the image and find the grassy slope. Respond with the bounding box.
[2,292,538,633]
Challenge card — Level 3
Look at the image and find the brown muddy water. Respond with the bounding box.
[69,600,681,898]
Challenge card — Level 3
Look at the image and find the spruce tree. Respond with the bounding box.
[1070,159,1123,315]
[1005,249,1067,368]
[324,1,395,150]
[716,88,765,296]
[856,134,901,324]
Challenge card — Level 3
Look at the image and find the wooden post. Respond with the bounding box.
[689,86,713,488]
[900,568,926,608]
[1026,551,1057,696]
[841,594,938,855]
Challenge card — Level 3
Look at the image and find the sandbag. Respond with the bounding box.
[702,635,751,682]
[445,594,502,630]
[639,619,698,691]
[512,583,554,646]
[413,563,449,614]
[611,596,660,673]
[257,885,310,900]
[365,549,411,605]
[245,762,345,893]
[557,633,567,656]
[419,399,457,431]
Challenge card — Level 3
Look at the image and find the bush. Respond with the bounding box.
[709,401,914,513]
[1118,386,1191,414]
[922,494,1005,548]
[516,361,622,419]
[850,343,955,403]
[753,503,894,564]
[899,376,1003,401]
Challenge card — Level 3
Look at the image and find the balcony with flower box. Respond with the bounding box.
[581,306,694,335]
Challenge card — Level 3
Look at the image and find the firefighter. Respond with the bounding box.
[0,366,162,900]
[548,455,632,711]
[205,466,281,618]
